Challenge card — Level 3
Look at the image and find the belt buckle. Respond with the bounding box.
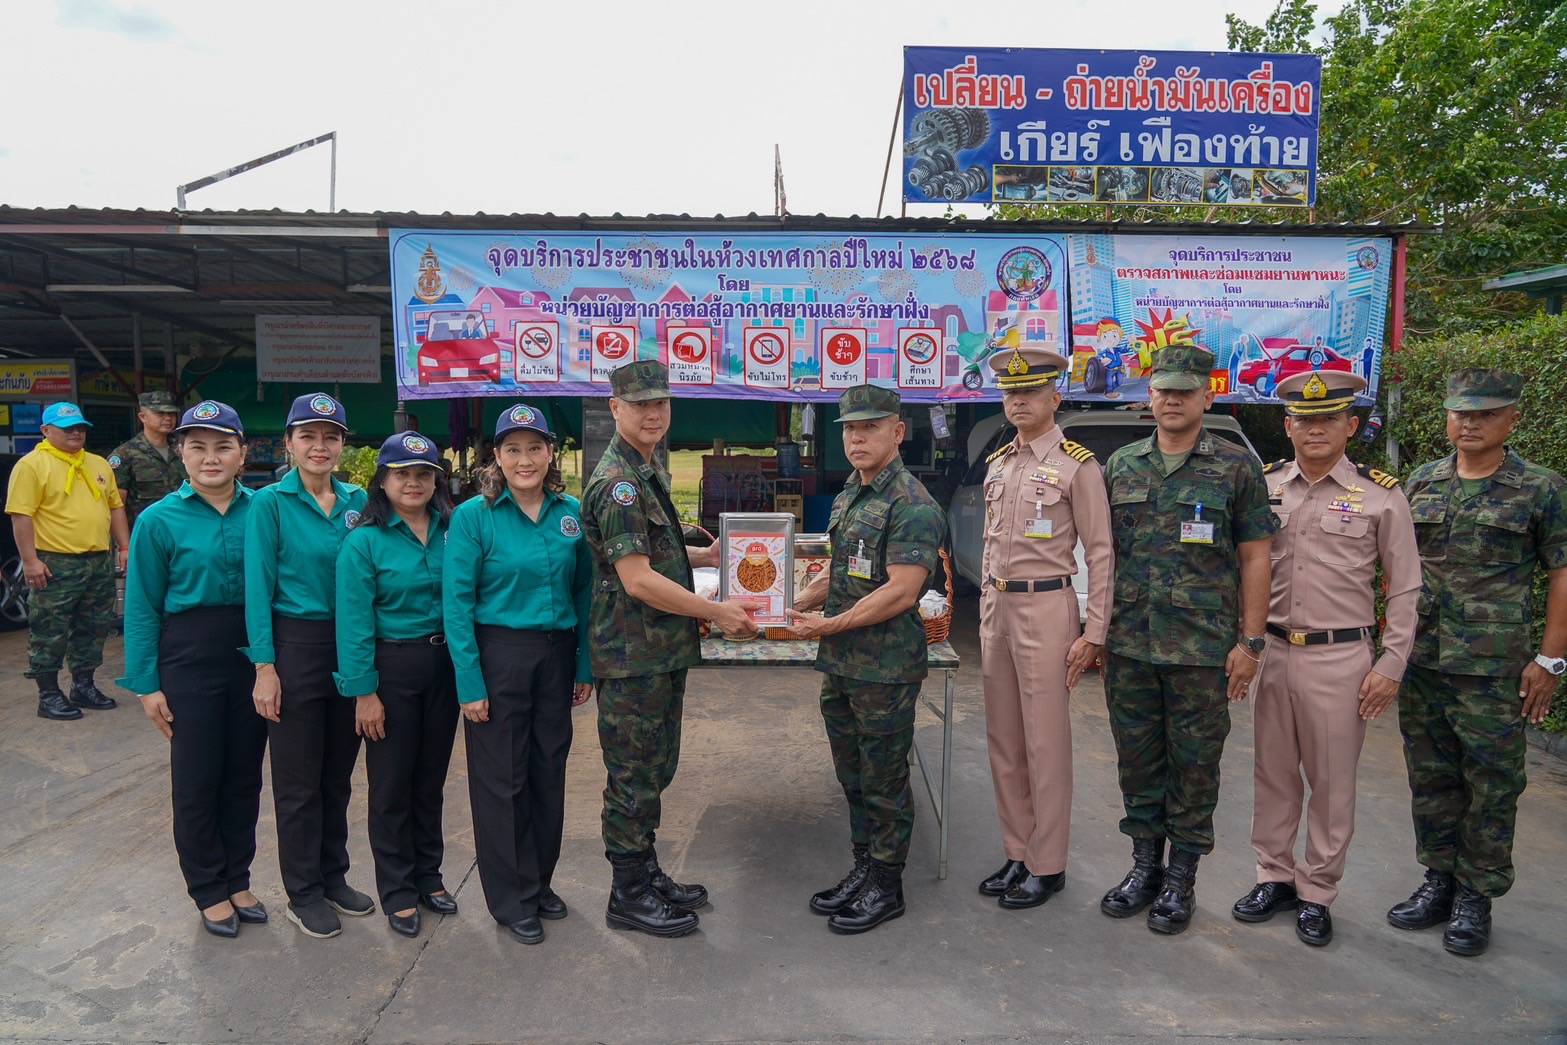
[1288,630,1307,646]
[429,634,447,646]
[994,579,1008,592]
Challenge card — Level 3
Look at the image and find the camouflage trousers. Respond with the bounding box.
[26,551,115,679]
[1104,655,1232,855]
[819,674,919,865]
[1398,665,1527,898]
[597,669,685,858]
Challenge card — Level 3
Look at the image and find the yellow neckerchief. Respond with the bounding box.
[37,442,102,500]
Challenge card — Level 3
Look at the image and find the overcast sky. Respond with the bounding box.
[5,0,1324,218]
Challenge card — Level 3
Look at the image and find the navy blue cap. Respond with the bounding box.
[494,403,554,443]
[285,392,348,430]
[378,431,442,470]
[175,400,245,437]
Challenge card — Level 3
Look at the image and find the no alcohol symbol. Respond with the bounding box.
[518,326,553,359]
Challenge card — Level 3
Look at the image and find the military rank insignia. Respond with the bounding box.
[1060,439,1094,463]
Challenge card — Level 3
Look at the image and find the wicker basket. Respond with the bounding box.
[923,547,955,644]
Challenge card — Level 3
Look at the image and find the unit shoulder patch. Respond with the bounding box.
[985,442,1016,465]
[1059,439,1095,463]
[1359,463,1400,488]
[1263,459,1290,474]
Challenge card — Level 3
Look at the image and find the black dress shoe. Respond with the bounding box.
[811,845,870,915]
[201,911,239,938]
[419,891,458,916]
[979,858,1028,897]
[1296,902,1333,946]
[37,688,83,721]
[70,677,117,710]
[828,860,906,935]
[537,889,567,920]
[388,910,421,938]
[999,872,1065,910]
[1442,886,1491,957]
[1233,881,1299,923]
[506,916,544,945]
[1101,837,1164,918]
[1388,868,1455,930]
[233,900,268,924]
[1147,849,1199,935]
[324,883,375,917]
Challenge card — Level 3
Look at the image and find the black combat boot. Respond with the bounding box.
[827,858,906,935]
[1100,837,1164,918]
[1387,868,1456,930]
[36,677,82,721]
[605,852,699,938]
[1442,886,1492,957]
[646,846,708,911]
[810,844,870,914]
[69,669,116,710]
[1147,848,1200,935]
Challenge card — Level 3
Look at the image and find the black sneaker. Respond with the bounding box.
[324,884,375,917]
[286,901,342,939]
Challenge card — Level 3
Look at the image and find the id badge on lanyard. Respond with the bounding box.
[1025,500,1054,539]
[1180,501,1215,545]
[847,538,873,580]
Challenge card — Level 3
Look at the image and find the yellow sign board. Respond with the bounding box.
[0,360,75,399]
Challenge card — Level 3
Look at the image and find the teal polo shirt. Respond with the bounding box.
[333,511,448,697]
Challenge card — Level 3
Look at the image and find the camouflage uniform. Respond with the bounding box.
[1402,375,1567,898]
[1103,348,1276,855]
[582,365,700,859]
[27,551,116,677]
[110,392,185,527]
[814,386,945,866]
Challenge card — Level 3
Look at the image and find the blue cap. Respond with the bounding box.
[41,402,91,429]
[175,400,245,437]
[378,431,443,470]
[494,403,554,443]
[285,392,348,431]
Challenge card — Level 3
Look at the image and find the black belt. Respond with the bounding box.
[1266,624,1371,647]
[988,577,1068,593]
[379,634,447,647]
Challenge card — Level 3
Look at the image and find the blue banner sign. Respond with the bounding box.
[903,46,1321,208]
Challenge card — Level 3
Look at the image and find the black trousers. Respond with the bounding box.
[365,639,459,912]
[269,616,363,906]
[466,627,575,924]
[162,607,268,910]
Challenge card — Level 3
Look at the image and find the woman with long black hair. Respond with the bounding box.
[334,431,459,938]
[119,400,267,938]
[444,404,592,945]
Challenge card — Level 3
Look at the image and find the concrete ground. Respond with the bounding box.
[1,613,1565,1045]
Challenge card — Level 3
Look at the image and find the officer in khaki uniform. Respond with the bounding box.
[582,360,756,939]
[1230,369,1421,946]
[975,346,1113,909]
[110,391,186,527]
[788,384,945,935]
[1098,347,1275,936]
[1387,369,1567,957]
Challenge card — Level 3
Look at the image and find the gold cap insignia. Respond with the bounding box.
[1302,374,1329,401]
[1007,349,1028,376]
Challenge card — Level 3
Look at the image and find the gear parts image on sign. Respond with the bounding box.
[906,108,991,202]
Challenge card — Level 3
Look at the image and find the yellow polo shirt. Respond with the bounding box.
[5,446,124,553]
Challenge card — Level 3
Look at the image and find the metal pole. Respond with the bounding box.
[58,314,137,397]
[132,313,143,394]
[329,133,338,213]
[1388,235,1408,472]
[876,82,905,219]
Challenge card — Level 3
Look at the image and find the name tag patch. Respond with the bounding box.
[1180,521,1215,544]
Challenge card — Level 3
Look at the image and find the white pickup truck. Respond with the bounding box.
[946,410,1261,620]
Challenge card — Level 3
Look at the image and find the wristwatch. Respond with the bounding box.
[1239,635,1266,655]
[1534,653,1567,676]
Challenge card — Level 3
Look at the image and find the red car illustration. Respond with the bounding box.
[416,310,504,384]
[1236,339,1351,397]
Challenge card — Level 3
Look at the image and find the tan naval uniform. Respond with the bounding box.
[980,426,1113,876]
[1253,455,1421,904]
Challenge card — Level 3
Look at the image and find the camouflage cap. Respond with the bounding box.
[138,390,180,412]
[1149,346,1217,391]
[610,360,671,402]
[836,383,901,422]
[1443,368,1523,411]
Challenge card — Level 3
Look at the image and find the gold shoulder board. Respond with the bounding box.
[985,442,1015,465]
[1060,439,1095,463]
[1360,464,1400,488]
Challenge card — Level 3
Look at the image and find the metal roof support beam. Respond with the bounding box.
[0,236,198,292]
[58,313,137,397]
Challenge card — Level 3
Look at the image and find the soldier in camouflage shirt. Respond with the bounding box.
[1098,347,1275,936]
[787,384,945,936]
[1387,369,1567,958]
[582,360,756,939]
[109,391,185,528]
